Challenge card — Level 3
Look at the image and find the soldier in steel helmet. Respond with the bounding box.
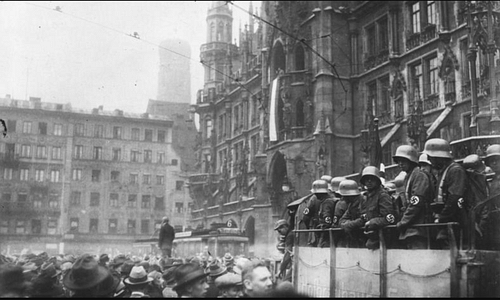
[338,179,367,247]
[341,166,397,250]
[273,219,293,282]
[393,145,434,249]
[423,138,468,249]
[302,179,336,247]
[331,176,348,228]
[480,144,500,250]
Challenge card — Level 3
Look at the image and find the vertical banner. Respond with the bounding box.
[269,77,279,141]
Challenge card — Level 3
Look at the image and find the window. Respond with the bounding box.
[6,143,15,157]
[427,1,437,25]
[7,120,16,133]
[141,220,149,234]
[157,130,166,143]
[35,169,45,182]
[89,219,98,233]
[156,175,164,185]
[157,152,165,164]
[94,124,104,138]
[129,173,138,184]
[111,171,120,181]
[411,2,421,33]
[93,146,102,160]
[128,194,137,207]
[410,62,423,101]
[0,220,8,234]
[144,129,153,141]
[20,168,29,181]
[108,219,118,234]
[74,123,84,136]
[366,24,376,56]
[48,193,59,208]
[294,44,305,70]
[53,123,62,136]
[74,145,83,159]
[47,220,57,235]
[175,202,184,214]
[130,150,140,162]
[33,195,42,208]
[91,170,101,182]
[378,17,388,50]
[379,76,391,114]
[70,218,79,232]
[154,196,164,209]
[113,126,122,139]
[71,191,81,206]
[21,145,31,158]
[72,169,82,181]
[3,168,13,180]
[18,193,27,203]
[52,146,62,160]
[171,159,178,166]
[110,193,119,207]
[144,150,152,163]
[38,122,47,135]
[154,220,162,231]
[131,128,140,140]
[127,220,136,234]
[426,56,439,96]
[16,220,25,234]
[50,170,60,182]
[112,148,121,161]
[143,174,151,185]
[176,181,184,191]
[31,219,42,234]
[36,145,47,159]
[23,121,32,134]
[90,192,100,206]
[141,195,151,208]
[2,193,11,202]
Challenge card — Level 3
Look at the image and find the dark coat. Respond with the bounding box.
[158,222,175,249]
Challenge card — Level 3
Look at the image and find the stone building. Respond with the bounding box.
[0,96,189,256]
[190,1,500,257]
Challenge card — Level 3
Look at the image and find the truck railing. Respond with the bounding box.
[292,222,461,298]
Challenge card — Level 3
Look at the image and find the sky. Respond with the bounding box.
[0,1,257,113]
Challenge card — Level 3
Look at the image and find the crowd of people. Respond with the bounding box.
[0,248,307,298]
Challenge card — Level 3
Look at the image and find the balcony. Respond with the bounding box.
[200,42,238,57]
[406,24,437,51]
[423,94,441,111]
[450,135,500,161]
[189,173,220,185]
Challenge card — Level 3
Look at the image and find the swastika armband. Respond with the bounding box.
[457,198,465,209]
[325,217,332,224]
[333,216,338,224]
[303,208,310,215]
[386,214,395,224]
[409,196,420,206]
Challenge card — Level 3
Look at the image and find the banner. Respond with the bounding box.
[269,77,279,141]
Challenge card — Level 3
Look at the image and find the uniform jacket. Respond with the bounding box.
[437,162,467,223]
[362,186,397,230]
[398,166,434,239]
[333,197,347,227]
[302,196,321,229]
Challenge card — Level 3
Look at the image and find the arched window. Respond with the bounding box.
[296,99,304,126]
[294,45,305,70]
[210,23,216,42]
[218,22,224,41]
[205,118,212,139]
[271,42,286,79]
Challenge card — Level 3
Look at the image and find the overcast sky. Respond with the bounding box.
[0,1,256,113]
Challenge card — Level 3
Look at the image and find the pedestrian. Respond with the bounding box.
[30,262,66,298]
[205,259,228,298]
[338,179,367,248]
[393,145,434,249]
[172,263,209,298]
[241,259,273,297]
[158,217,175,259]
[98,253,110,268]
[222,253,235,273]
[62,253,121,298]
[273,219,293,282]
[423,138,468,249]
[0,264,32,298]
[481,144,500,250]
[123,266,154,298]
[302,179,336,247]
[215,272,243,298]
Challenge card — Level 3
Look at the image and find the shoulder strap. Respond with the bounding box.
[437,163,453,203]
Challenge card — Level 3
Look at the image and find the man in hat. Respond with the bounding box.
[30,262,65,298]
[274,219,293,282]
[222,253,235,273]
[205,259,228,298]
[172,263,209,298]
[98,253,110,268]
[158,217,175,259]
[62,253,121,298]
[241,259,273,297]
[0,264,32,297]
[123,265,154,298]
[215,272,243,298]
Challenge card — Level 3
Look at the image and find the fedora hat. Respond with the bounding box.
[207,260,227,277]
[172,263,208,291]
[39,262,61,278]
[215,272,242,288]
[223,253,234,266]
[124,266,153,285]
[62,254,110,290]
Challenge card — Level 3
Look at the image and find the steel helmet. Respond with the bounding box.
[310,179,329,193]
[393,145,419,164]
[331,176,347,193]
[360,166,381,185]
[423,138,452,158]
[321,175,333,190]
[485,144,500,159]
[418,153,432,165]
[274,219,289,230]
[338,179,360,196]
[463,154,486,173]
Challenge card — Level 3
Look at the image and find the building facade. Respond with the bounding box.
[190,0,500,258]
[0,96,190,256]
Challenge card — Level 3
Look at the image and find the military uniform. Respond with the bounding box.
[397,166,434,248]
[339,194,366,248]
[303,194,336,247]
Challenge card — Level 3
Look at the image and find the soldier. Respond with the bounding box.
[423,138,467,249]
[393,145,434,249]
[273,219,293,282]
[351,166,396,250]
[320,175,334,194]
[302,179,336,247]
[338,179,366,248]
[331,176,348,227]
[481,144,500,250]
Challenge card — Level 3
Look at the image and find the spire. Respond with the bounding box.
[249,1,254,33]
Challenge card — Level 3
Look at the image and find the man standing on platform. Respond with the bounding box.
[158,217,175,259]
